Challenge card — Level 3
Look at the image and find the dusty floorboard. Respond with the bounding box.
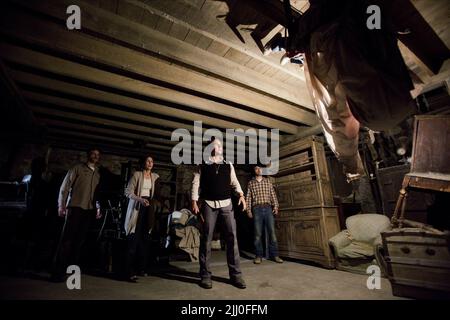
[0,251,404,300]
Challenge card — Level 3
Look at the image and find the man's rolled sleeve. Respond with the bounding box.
[191,167,201,201]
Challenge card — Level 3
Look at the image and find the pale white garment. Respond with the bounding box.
[141,177,152,197]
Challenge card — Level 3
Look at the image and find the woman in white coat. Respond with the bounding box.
[124,155,161,282]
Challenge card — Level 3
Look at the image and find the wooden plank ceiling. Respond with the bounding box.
[0,0,448,161]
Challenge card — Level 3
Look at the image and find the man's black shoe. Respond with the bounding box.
[230,276,246,289]
[199,278,212,289]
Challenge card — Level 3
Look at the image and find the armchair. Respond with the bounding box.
[329,213,391,274]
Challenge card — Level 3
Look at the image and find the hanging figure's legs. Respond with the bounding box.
[304,54,364,180]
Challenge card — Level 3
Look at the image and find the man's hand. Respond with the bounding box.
[58,206,67,217]
[247,211,253,219]
[273,208,279,216]
[96,208,102,220]
[238,195,247,211]
[192,200,200,215]
[139,198,150,207]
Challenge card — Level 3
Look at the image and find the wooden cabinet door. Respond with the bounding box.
[291,182,320,207]
[276,184,293,208]
[274,219,291,252]
[290,219,324,254]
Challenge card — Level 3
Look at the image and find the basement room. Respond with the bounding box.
[0,0,449,306]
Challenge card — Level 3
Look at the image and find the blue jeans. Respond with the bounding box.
[253,206,279,258]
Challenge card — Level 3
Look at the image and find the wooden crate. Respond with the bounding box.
[380,228,450,299]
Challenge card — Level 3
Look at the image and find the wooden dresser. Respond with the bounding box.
[274,136,340,268]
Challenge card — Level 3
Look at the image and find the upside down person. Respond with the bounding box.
[266,0,419,180]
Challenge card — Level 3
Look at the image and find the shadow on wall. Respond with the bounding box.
[215,0,279,51]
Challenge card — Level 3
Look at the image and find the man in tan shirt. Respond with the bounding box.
[51,148,102,282]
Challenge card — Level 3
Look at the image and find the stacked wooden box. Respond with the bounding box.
[274,136,340,268]
[380,228,450,299]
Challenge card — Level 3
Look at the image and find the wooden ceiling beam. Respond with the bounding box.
[25,91,272,148]
[249,0,450,76]
[29,105,268,154]
[9,69,267,132]
[23,90,200,132]
[117,0,311,108]
[46,126,252,162]
[36,117,177,148]
[45,127,172,153]
[30,105,174,138]
[45,131,255,165]
[2,0,316,127]
[390,0,449,75]
[43,136,172,161]
[128,0,307,82]
[46,128,137,147]
[0,58,35,131]
[0,41,306,133]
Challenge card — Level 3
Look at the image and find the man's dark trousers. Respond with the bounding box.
[53,207,94,278]
[199,203,241,279]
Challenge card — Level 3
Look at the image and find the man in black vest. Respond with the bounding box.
[192,138,247,289]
